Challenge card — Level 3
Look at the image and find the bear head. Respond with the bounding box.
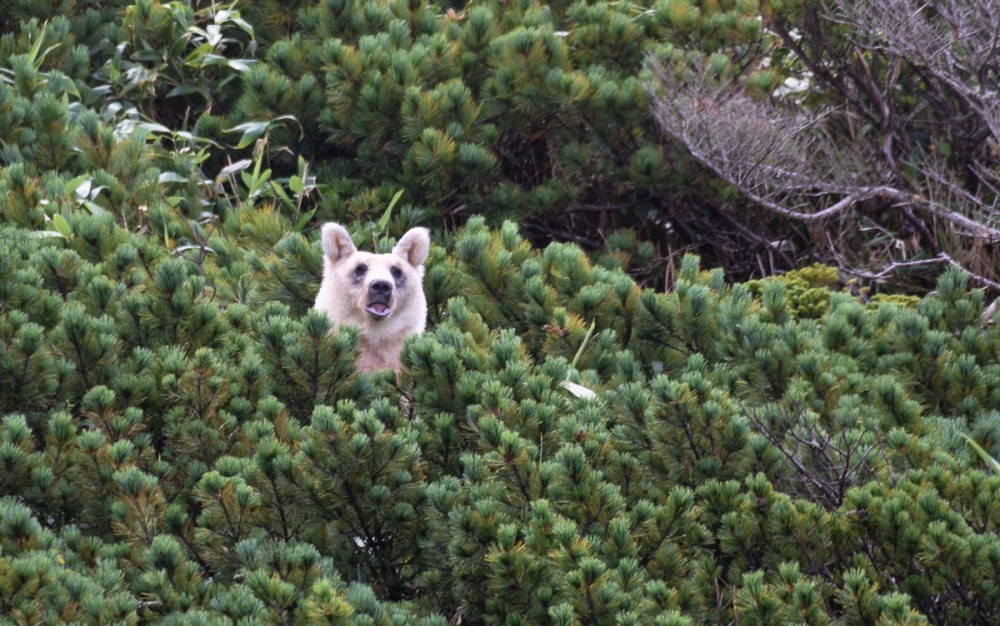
[314,223,431,372]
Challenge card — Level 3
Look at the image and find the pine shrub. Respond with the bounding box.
[3,1,1000,623]
[4,215,1000,623]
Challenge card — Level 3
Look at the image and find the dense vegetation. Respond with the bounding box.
[2,0,1000,624]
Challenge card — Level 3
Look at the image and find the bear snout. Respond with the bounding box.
[369,280,392,299]
[365,280,393,319]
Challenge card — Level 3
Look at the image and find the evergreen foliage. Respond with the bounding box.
[3,1,1000,624]
[4,213,1000,623]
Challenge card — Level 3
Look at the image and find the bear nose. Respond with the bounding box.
[369,280,392,298]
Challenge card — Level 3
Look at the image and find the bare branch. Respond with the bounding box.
[829,0,1000,138]
[646,0,1000,290]
[741,401,882,509]
[646,62,1000,237]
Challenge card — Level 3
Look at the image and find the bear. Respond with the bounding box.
[314,222,431,373]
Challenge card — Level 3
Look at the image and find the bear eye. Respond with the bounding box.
[390,266,402,280]
[353,264,368,280]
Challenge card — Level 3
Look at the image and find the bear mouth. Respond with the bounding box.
[365,302,392,319]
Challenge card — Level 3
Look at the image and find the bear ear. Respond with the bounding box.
[393,227,431,267]
[321,223,357,265]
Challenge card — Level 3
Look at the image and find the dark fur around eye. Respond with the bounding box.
[352,264,367,285]
[390,265,406,289]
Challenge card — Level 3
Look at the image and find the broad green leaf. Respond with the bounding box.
[227,59,255,72]
[63,175,90,196]
[228,121,269,149]
[295,208,317,232]
[570,320,596,370]
[53,214,72,238]
[82,200,109,217]
[378,189,405,232]
[138,122,172,134]
[27,24,47,65]
[270,181,295,210]
[27,24,60,70]
[199,53,229,67]
[272,114,304,139]
[965,435,1000,473]
[231,17,254,35]
[166,84,200,98]
[185,41,213,64]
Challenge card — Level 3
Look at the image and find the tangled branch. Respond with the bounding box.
[645,0,1000,291]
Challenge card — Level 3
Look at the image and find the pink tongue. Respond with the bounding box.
[369,303,389,315]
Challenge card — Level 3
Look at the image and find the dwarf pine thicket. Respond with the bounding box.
[2,0,1000,625]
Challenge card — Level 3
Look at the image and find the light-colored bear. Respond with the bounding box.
[314,223,431,373]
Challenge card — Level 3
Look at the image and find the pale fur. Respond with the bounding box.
[314,223,430,372]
